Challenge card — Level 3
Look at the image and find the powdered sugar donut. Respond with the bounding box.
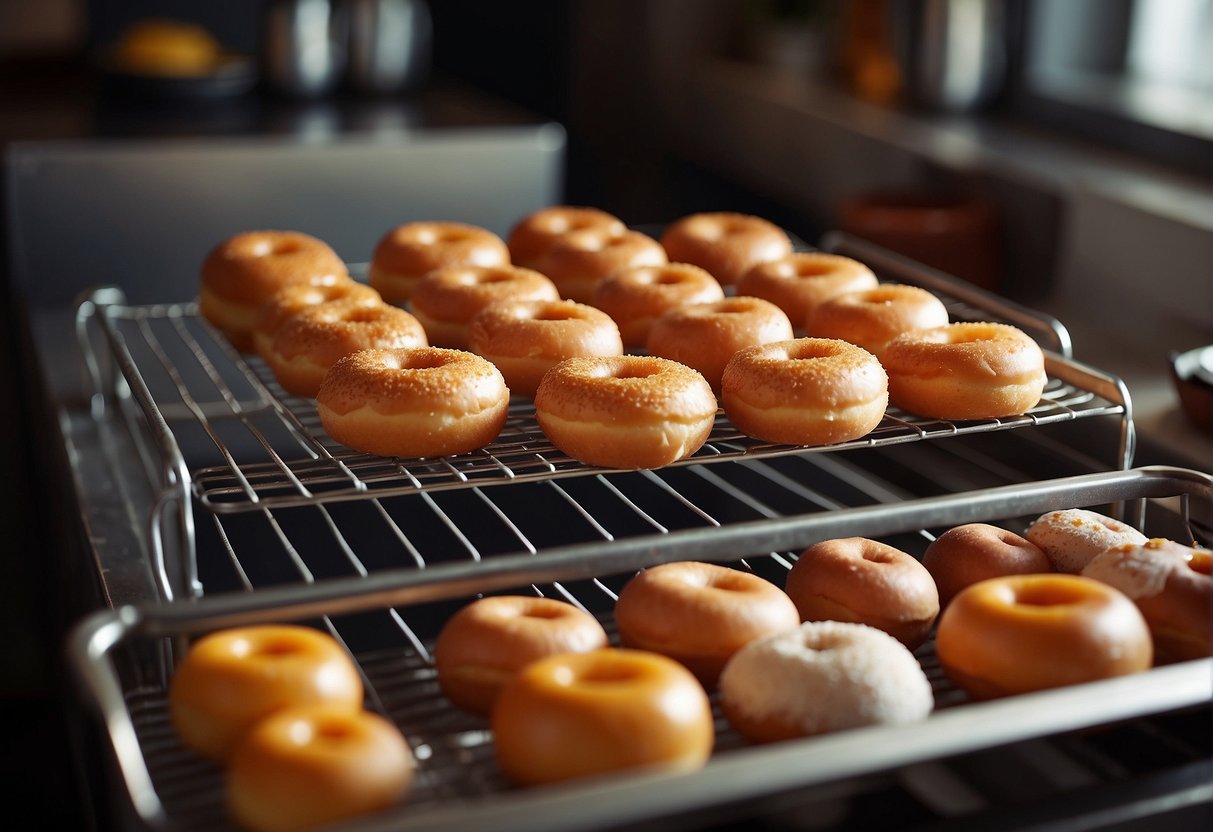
[1026,509,1149,573]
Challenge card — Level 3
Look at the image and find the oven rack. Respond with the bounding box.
[68,466,1213,832]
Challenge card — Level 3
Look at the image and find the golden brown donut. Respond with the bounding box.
[807,284,950,358]
[409,265,559,348]
[168,625,363,761]
[785,537,939,649]
[936,574,1153,699]
[252,281,383,360]
[534,355,718,469]
[535,228,667,304]
[591,263,725,347]
[922,523,1052,607]
[317,347,509,458]
[647,296,794,391]
[721,338,888,446]
[200,230,349,352]
[467,298,623,397]
[882,322,1048,420]
[492,648,714,785]
[659,212,792,285]
[1025,508,1150,574]
[264,301,427,397]
[432,595,609,714]
[736,252,879,326]
[507,205,626,269]
[368,221,509,306]
[227,706,414,832]
[614,561,800,688]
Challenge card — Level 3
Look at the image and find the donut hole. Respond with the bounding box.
[793,262,833,278]
[271,240,305,256]
[398,352,451,372]
[578,662,644,686]
[864,287,906,305]
[533,307,578,322]
[253,637,305,658]
[1013,582,1089,608]
[655,271,687,286]
[519,605,567,621]
[313,719,357,743]
[478,270,517,285]
[611,365,661,381]
[860,548,896,565]
[707,572,752,592]
[785,341,843,362]
[340,307,386,324]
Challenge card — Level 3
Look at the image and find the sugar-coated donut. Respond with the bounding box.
[264,301,427,397]
[807,284,950,358]
[227,706,414,832]
[317,347,509,458]
[468,299,623,397]
[200,231,349,352]
[785,537,939,649]
[719,621,933,744]
[591,263,725,347]
[721,338,888,446]
[614,561,800,688]
[882,322,1048,420]
[433,595,608,714]
[369,221,509,306]
[534,355,718,469]
[168,625,363,761]
[253,281,383,360]
[535,228,667,304]
[1082,538,1212,664]
[736,252,879,326]
[660,212,792,285]
[492,648,714,785]
[410,265,559,348]
[936,574,1153,699]
[923,523,1052,607]
[647,296,793,391]
[1025,509,1149,574]
[507,205,626,270]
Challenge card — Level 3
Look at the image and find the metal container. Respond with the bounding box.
[261,0,347,98]
[890,0,1009,112]
[345,0,432,95]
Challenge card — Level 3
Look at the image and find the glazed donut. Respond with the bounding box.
[936,574,1153,699]
[410,265,559,348]
[721,338,888,446]
[317,347,509,458]
[659,212,792,285]
[647,296,794,391]
[591,263,725,347]
[534,355,718,469]
[368,221,509,306]
[882,322,1048,420]
[168,625,363,761]
[200,230,349,352]
[492,648,714,785]
[1082,538,1212,664]
[252,281,383,359]
[807,284,950,359]
[433,595,608,714]
[1025,509,1149,574]
[535,228,667,304]
[614,561,800,688]
[467,299,623,397]
[264,301,427,397]
[719,621,933,744]
[227,706,414,832]
[784,537,939,649]
[507,205,626,269]
[736,252,879,326]
[923,523,1052,607]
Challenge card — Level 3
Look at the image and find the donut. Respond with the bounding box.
[168,625,363,761]
[467,299,623,397]
[647,296,794,391]
[368,221,509,306]
[659,212,792,285]
[736,252,879,326]
[317,347,509,458]
[534,355,718,469]
[882,322,1048,420]
[807,284,950,358]
[936,574,1153,699]
[535,228,667,304]
[507,205,626,269]
[1025,509,1149,574]
[432,595,609,714]
[719,621,934,744]
[784,537,939,649]
[721,338,888,446]
[409,265,559,348]
[227,706,414,832]
[922,523,1052,607]
[614,561,800,688]
[492,648,714,785]
[200,231,349,352]
[252,281,383,360]
[264,301,427,397]
[591,263,725,347]
[1082,538,1212,664]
